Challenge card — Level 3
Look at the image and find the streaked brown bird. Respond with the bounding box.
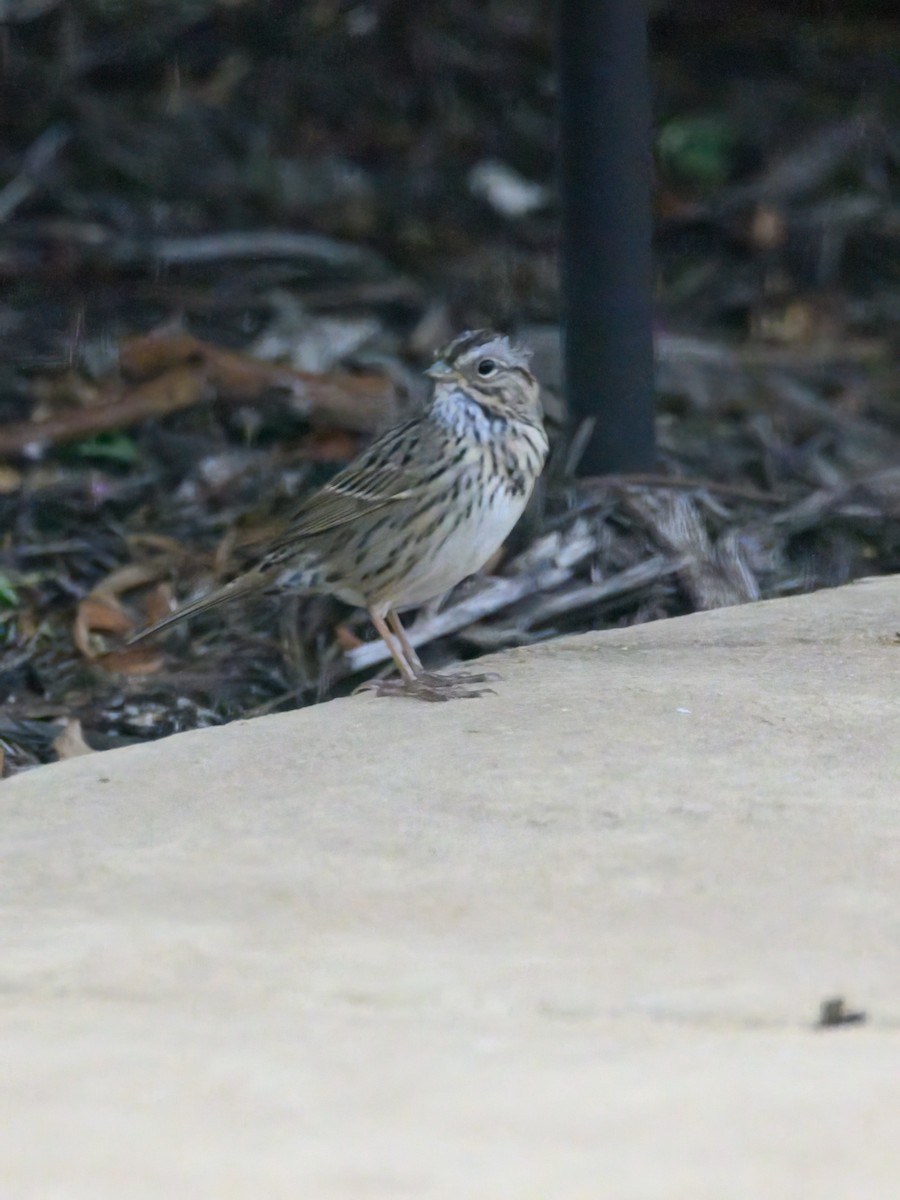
[132,330,549,699]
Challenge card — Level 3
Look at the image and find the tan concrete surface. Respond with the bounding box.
[1,575,899,1199]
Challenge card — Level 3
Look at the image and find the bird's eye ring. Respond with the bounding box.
[476,358,497,377]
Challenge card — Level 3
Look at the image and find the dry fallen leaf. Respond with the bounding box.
[52,718,94,760]
[96,646,166,675]
[288,429,362,463]
[119,327,201,379]
[72,556,179,671]
[144,581,174,627]
[91,561,173,599]
[0,465,22,494]
[73,590,168,674]
[73,593,132,658]
[748,203,787,251]
[334,623,364,651]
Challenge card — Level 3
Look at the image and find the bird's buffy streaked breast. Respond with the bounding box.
[384,471,534,611]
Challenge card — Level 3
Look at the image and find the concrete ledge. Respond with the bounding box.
[2,576,898,1198]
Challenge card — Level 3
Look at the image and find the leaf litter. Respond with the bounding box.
[0,2,898,773]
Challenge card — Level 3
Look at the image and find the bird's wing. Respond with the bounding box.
[266,420,431,549]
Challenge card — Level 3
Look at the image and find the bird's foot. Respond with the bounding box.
[354,669,499,702]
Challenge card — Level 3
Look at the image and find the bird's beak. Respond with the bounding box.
[425,359,455,381]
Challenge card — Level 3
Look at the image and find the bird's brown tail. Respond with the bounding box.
[127,569,268,644]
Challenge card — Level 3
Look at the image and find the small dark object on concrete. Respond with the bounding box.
[816,996,867,1029]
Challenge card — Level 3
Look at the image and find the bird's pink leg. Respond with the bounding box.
[387,610,424,674]
[368,611,416,682]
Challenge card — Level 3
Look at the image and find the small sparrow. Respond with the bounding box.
[132,330,548,700]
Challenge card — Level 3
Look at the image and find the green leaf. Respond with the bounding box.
[0,573,19,608]
[658,115,739,190]
[68,433,140,465]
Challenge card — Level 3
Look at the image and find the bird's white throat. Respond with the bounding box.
[431,385,508,444]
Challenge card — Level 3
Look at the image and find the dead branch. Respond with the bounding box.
[717,117,880,210]
[121,331,399,431]
[0,367,211,458]
[0,335,398,458]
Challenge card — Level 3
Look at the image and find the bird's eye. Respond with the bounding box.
[476,358,497,377]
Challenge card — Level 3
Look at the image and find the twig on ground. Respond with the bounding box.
[577,473,789,506]
[0,125,71,223]
[106,230,391,277]
[657,331,887,371]
[462,555,684,646]
[625,491,760,609]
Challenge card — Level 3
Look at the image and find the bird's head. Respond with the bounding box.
[426,330,542,425]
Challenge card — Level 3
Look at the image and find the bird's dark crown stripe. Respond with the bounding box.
[445,329,494,361]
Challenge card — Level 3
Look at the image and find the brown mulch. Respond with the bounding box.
[1,1,898,773]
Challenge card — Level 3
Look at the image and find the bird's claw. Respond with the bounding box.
[354,670,499,702]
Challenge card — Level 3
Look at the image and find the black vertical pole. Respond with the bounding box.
[558,0,656,474]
